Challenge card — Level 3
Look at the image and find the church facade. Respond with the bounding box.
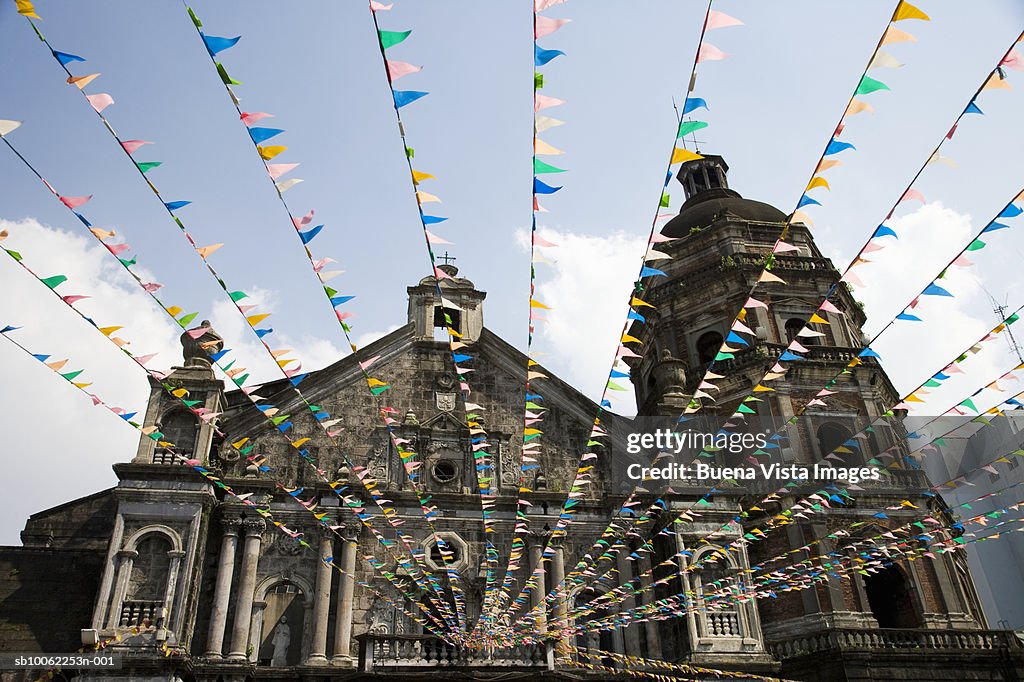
[2,157,1023,681]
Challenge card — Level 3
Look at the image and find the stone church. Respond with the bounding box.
[2,156,1023,681]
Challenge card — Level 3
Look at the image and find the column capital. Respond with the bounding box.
[241,518,266,536]
[116,549,139,560]
[220,517,243,536]
[167,550,187,559]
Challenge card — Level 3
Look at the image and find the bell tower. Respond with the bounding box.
[623,155,987,669]
[407,262,486,343]
[83,322,224,668]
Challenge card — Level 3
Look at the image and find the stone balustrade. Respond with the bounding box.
[768,628,1023,659]
[357,634,553,671]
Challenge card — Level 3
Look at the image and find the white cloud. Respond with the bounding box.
[517,227,647,414]
[0,217,183,545]
[0,218,354,546]
[855,203,1018,412]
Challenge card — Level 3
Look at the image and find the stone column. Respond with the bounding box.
[227,519,265,661]
[105,549,138,629]
[205,518,240,657]
[528,535,548,635]
[160,550,186,640]
[332,534,358,663]
[616,548,641,656]
[550,546,572,659]
[306,533,334,664]
[637,554,662,659]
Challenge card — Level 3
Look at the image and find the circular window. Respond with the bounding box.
[431,460,458,483]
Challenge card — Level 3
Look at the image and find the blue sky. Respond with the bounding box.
[2,1,1024,544]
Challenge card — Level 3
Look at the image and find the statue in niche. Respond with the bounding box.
[270,616,291,667]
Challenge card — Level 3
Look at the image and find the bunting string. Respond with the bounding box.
[0,126,460,636]
[0,322,447,639]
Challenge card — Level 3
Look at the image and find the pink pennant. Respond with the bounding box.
[61,295,90,304]
[951,254,973,267]
[841,271,865,288]
[240,111,273,126]
[819,300,843,314]
[533,196,547,213]
[267,162,299,180]
[649,232,675,244]
[141,282,163,292]
[358,355,381,371]
[386,60,422,82]
[617,345,641,358]
[105,242,130,256]
[60,195,93,209]
[900,188,926,204]
[434,266,453,280]
[744,296,768,309]
[773,241,799,253]
[1000,49,1022,71]
[654,213,675,223]
[120,140,152,154]
[425,230,452,244]
[862,241,885,253]
[696,43,729,63]
[336,310,353,322]
[370,0,393,9]
[312,256,334,272]
[705,9,743,30]
[535,94,565,111]
[535,15,570,38]
[293,209,315,231]
[85,93,114,113]
[533,234,559,247]
[535,0,567,10]
[808,399,827,407]
[134,353,158,365]
[187,327,211,339]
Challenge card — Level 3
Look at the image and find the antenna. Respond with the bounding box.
[988,291,1024,364]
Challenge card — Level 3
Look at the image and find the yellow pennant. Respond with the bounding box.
[809,313,829,324]
[893,1,930,22]
[16,0,40,19]
[166,305,183,316]
[621,333,643,344]
[630,296,655,308]
[98,325,123,336]
[806,176,830,192]
[671,148,703,164]
[411,170,436,184]
[246,313,271,326]
[366,377,387,387]
[530,299,551,309]
[258,145,287,160]
[89,227,117,239]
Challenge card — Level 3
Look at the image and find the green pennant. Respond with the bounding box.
[676,120,709,138]
[41,274,68,289]
[216,62,240,86]
[534,158,566,174]
[178,312,199,328]
[960,398,978,412]
[534,72,544,90]
[370,385,390,395]
[136,161,162,174]
[229,291,248,302]
[855,75,889,95]
[1007,313,1020,324]
[714,351,734,361]
[379,29,411,49]
[660,192,670,208]
[966,239,986,251]
[5,249,22,262]
[60,369,84,381]
[736,403,756,414]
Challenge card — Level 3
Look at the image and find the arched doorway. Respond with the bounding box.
[864,564,922,628]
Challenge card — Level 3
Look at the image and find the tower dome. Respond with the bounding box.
[660,154,787,237]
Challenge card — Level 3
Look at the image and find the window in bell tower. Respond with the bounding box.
[433,305,461,341]
[817,422,852,458]
[786,318,820,345]
[696,331,723,366]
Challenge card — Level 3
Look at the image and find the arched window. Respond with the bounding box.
[864,564,922,628]
[120,533,172,627]
[158,409,199,461]
[696,331,724,366]
[695,550,742,638]
[817,422,852,458]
